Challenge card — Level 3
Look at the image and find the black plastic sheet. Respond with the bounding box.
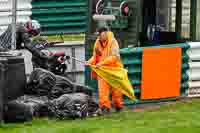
[4,100,33,123]
[26,68,56,96]
[17,95,49,117]
[50,76,93,99]
[10,68,100,122]
[48,93,100,119]
[3,95,49,123]
[26,69,93,99]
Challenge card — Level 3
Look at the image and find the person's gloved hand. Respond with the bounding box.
[64,55,70,60]
[57,55,70,63]
[96,63,102,68]
[85,61,92,66]
[57,56,65,63]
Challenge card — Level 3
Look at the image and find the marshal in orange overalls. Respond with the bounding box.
[88,31,124,109]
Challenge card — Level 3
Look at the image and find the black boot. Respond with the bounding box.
[115,107,123,113]
[101,106,110,114]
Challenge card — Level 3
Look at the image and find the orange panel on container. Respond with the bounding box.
[141,47,182,100]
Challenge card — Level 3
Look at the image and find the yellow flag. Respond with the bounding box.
[90,65,136,100]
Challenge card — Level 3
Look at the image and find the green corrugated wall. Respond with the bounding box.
[31,0,87,35]
[86,43,190,105]
[120,43,190,104]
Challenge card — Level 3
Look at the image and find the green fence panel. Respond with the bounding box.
[31,0,87,35]
[85,42,190,105]
[120,43,190,104]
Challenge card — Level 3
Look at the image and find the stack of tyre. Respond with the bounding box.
[4,68,100,123]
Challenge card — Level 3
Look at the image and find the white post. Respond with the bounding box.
[11,0,17,50]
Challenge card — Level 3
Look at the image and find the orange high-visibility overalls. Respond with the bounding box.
[88,32,124,109]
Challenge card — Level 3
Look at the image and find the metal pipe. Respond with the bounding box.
[71,47,76,82]
[175,0,182,37]
[11,0,17,50]
[70,56,86,64]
